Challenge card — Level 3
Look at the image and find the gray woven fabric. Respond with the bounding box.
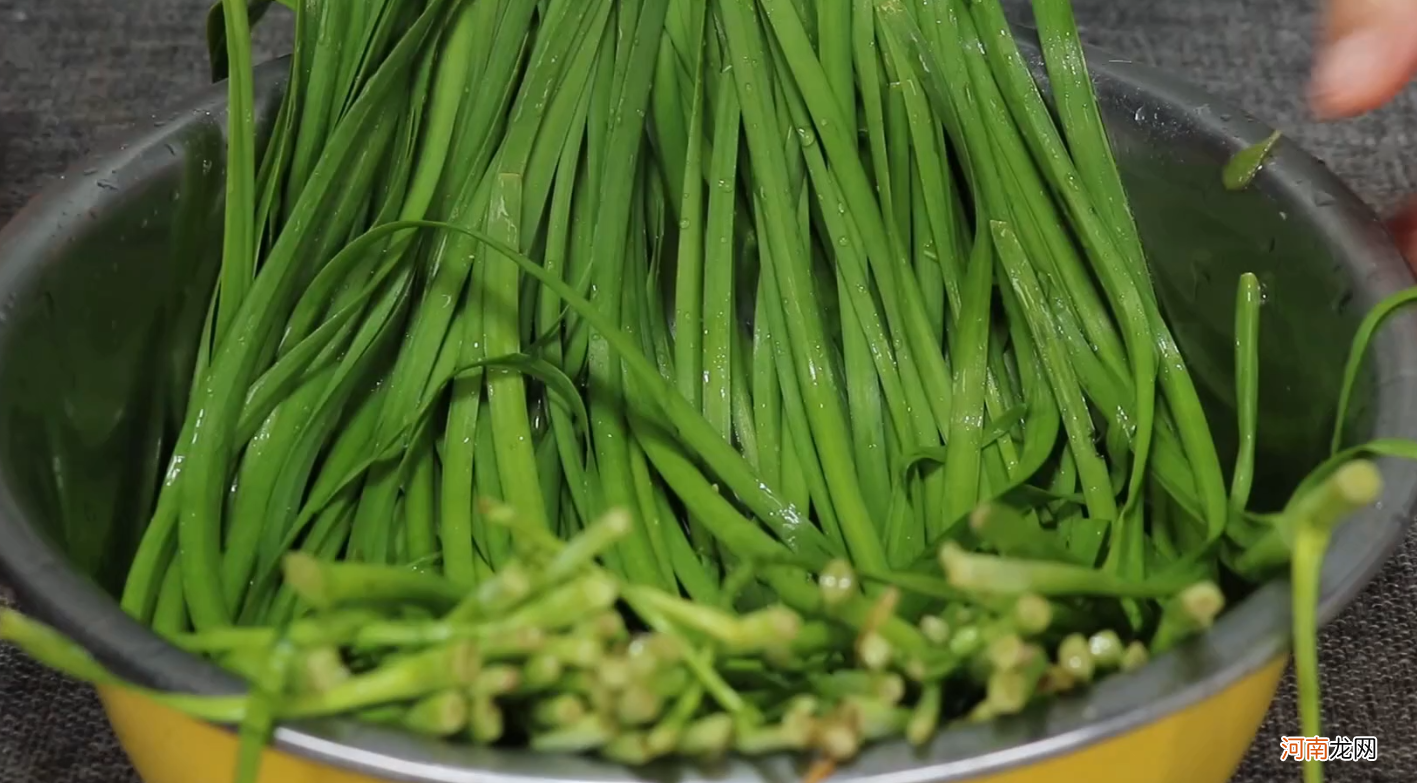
[0,0,1414,781]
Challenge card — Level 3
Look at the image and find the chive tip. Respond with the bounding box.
[1333,460,1382,506]
[281,553,329,609]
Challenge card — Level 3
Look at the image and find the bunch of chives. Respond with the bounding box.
[5,2,1416,783]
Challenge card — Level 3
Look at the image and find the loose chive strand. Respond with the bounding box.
[327,0,369,116]
[472,401,507,574]
[888,28,963,316]
[207,0,259,595]
[151,563,189,637]
[253,19,300,257]
[400,0,484,223]
[939,229,995,526]
[752,200,846,554]
[837,268,893,522]
[484,174,548,531]
[752,284,784,492]
[441,258,490,586]
[283,0,351,214]
[818,0,853,108]
[701,82,740,450]
[562,22,618,379]
[999,280,1062,487]
[853,0,897,244]
[729,320,761,471]
[622,188,679,592]
[882,55,913,245]
[653,485,721,604]
[628,411,678,592]
[537,87,596,533]
[1230,273,1262,513]
[1028,0,1145,282]
[642,170,680,384]
[909,153,947,343]
[780,420,813,523]
[1332,288,1417,454]
[402,419,439,564]
[650,28,690,217]
[672,15,711,413]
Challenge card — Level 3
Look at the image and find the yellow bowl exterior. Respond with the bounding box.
[99,656,1286,783]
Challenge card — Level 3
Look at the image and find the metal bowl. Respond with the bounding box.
[2,33,1415,783]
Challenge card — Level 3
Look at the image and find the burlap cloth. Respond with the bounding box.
[1,0,1413,781]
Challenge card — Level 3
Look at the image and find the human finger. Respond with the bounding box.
[1311,0,1417,118]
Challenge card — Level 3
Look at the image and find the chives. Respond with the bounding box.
[10,3,1412,781]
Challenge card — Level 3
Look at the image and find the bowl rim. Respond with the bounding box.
[2,30,1416,783]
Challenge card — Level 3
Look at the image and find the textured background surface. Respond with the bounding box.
[1,0,1415,781]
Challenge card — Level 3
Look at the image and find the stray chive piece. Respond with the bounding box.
[1223,129,1283,191]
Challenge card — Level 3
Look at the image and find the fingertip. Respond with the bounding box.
[1384,198,1417,270]
[1311,69,1412,120]
[1310,26,1417,118]
[1312,85,1393,120]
